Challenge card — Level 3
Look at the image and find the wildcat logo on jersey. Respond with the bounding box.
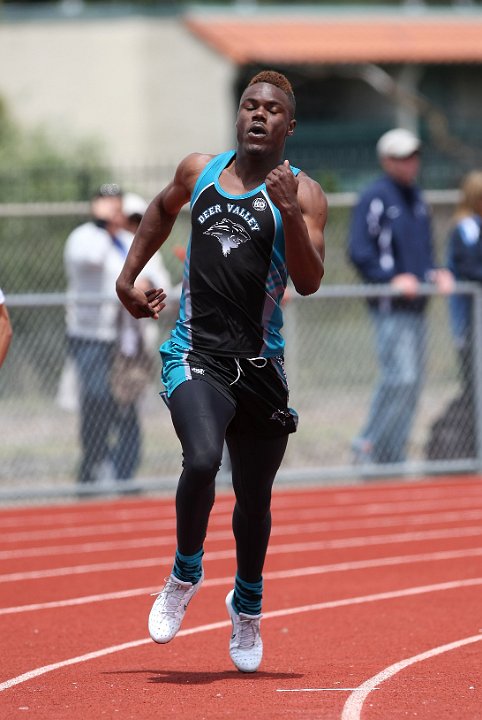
[203,218,251,257]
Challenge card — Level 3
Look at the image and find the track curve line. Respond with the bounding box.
[2,576,482,693]
[0,620,229,692]
[341,633,482,720]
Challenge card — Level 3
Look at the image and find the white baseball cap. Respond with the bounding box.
[376,128,421,159]
[123,192,148,218]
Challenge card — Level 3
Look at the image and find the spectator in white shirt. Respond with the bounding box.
[64,184,170,486]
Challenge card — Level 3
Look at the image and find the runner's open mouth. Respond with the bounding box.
[248,123,267,137]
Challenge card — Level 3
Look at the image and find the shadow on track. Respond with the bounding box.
[104,669,304,684]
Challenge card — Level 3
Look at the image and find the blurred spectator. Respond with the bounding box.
[64,184,171,486]
[122,191,173,318]
[114,191,172,477]
[349,128,453,465]
[0,287,13,368]
[123,192,150,235]
[425,170,482,461]
[446,170,482,396]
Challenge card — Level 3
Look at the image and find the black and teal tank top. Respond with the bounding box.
[169,150,301,358]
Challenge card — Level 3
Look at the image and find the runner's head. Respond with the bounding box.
[237,70,296,155]
[246,70,296,119]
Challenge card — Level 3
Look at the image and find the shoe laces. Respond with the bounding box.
[236,613,262,650]
[150,577,190,615]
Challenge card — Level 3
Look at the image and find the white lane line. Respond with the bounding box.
[2,576,482,692]
[0,532,225,560]
[0,638,154,691]
[0,585,161,614]
[3,545,482,616]
[341,634,482,720]
[4,529,482,586]
[0,617,231,692]
[321,496,482,519]
[3,523,482,562]
[284,483,482,506]
[0,505,174,529]
[277,688,372,693]
[1,518,178,543]
[5,505,482,546]
[4,482,482,532]
[0,555,169,584]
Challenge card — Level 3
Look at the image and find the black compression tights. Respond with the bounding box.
[168,380,289,582]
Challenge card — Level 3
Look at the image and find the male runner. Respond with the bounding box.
[116,70,327,672]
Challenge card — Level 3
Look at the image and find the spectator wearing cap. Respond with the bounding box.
[123,192,149,234]
[348,128,453,465]
[63,185,171,487]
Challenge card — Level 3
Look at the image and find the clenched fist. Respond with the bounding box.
[265,160,299,213]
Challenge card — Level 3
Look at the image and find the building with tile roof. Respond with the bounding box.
[185,6,482,189]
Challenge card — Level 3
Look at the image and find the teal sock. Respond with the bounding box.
[172,547,204,584]
[232,573,263,615]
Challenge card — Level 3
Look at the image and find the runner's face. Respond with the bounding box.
[236,83,295,155]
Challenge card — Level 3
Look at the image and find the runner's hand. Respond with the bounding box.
[265,160,299,212]
[117,284,166,320]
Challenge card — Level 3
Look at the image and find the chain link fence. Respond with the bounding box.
[1,188,480,501]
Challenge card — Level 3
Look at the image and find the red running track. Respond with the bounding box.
[1,476,482,720]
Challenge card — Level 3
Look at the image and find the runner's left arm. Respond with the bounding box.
[266,161,326,296]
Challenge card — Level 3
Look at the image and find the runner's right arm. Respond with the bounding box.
[116,153,212,319]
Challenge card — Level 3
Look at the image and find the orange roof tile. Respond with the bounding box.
[185,14,482,64]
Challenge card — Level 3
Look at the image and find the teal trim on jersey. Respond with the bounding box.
[260,191,286,355]
[191,150,236,207]
[191,150,300,205]
[175,236,193,350]
[171,151,301,357]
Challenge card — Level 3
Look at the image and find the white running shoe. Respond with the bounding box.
[148,572,203,644]
[225,589,263,673]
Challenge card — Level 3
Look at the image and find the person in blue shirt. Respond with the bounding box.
[116,70,327,673]
[447,170,482,398]
[349,128,453,465]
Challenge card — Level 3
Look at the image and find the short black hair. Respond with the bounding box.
[247,70,296,117]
